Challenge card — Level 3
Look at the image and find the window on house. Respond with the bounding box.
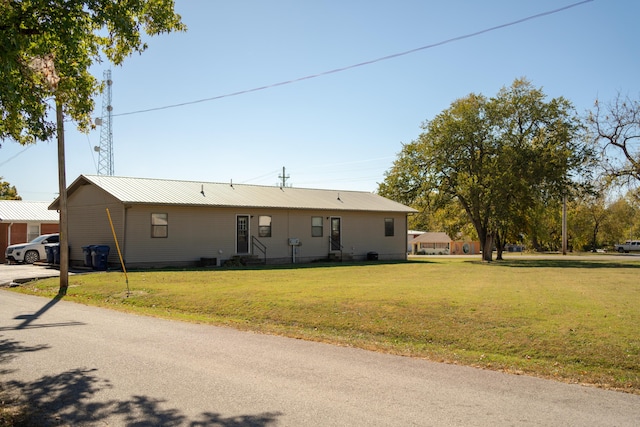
[311,216,323,237]
[151,213,168,238]
[27,224,40,242]
[385,218,394,237]
[258,215,272,237]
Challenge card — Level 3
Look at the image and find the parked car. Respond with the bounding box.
[5,233,59,264]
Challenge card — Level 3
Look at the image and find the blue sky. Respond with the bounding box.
[2,0,639,201]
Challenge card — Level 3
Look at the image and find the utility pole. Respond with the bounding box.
[278,166,290,188]
[56,100,69,294]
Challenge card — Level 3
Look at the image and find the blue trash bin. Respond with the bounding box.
[91,245,110,271]
[45,244,55,264]
[51,243,61,265]
[82,245,95,268]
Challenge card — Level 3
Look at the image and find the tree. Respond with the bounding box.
[568,193,608,252]
[588,93,640,185]
[1,0,185,145]
[602,191,640,244]
[0,177,21,200]
[379,79,590,261]
[1,1,185,293]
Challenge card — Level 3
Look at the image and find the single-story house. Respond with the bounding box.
[409,232,480,255]
[410,232,452,255]
[50,175,417,268]
[0,200,59,263]
[407,230,425,253]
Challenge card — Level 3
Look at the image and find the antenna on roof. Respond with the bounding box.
[278,166,290,188]
[230,179,233,188]
[200,184,205,196]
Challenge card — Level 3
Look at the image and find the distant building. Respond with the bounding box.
[0,200,59,263]
[409,232,480,255]
[407,230,425,252]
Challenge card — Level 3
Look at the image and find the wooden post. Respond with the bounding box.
[56,100,69,294]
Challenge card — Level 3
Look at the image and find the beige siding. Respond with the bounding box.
[121,206,408,266]
[339,212,408,260]
[67,185,124,266]
[124,205,238,265]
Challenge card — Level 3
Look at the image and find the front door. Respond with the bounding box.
[330,217,341,250]
[237,215,249,254]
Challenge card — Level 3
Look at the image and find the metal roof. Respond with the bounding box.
[53,175,417,213]
[0,200,59,222]
[409,232,452,243]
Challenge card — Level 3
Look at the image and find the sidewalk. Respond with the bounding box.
[0,263,62,286]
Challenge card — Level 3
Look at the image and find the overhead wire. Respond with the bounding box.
[0,144,33,167]
[112,0,593,118]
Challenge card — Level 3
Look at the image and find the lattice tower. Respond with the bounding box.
[97,69,114,175]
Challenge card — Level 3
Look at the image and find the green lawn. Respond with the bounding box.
[10,257,640,394]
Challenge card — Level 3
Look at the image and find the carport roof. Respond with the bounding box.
[50,175,418,213]
[0,200,59,222]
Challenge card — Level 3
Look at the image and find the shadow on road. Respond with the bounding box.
[0,337,50,371]
[0,293,85,331]
[12,293,64,329]
[1,340,282,426]
[1,295,282,425]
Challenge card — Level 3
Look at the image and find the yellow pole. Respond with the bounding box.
[106,208,130,296]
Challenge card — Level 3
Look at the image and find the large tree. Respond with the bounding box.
[1,0,185,145]
[588,93,640,185]
[1,0,185,293]
[379,79,590,261]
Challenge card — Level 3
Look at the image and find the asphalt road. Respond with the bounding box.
[2,289,639,426]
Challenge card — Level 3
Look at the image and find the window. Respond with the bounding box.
[384,218,394,237]
[258,215,272,237]
[27,224,40,242]
[311,216,323,237]
[151,213,168,238]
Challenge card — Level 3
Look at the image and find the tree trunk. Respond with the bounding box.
[482,232,494,262]
[495,232,504,261]
[56,100,68,295]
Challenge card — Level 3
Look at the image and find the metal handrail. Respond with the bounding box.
[329,237,343,261]
[251,236,267,264]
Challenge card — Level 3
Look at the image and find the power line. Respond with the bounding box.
[113,0,593,118]
[0,145,33,167]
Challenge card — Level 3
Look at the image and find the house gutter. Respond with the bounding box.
[405,214,412,260]
[7,222,13,245]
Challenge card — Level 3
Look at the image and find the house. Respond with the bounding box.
[50,175,417,268]
[409,232,480,255]
[407,230,425,253]
[0,200,60,263]
[410,232,452,255]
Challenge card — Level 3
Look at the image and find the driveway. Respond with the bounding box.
[0,263,62,286]
[1,291,639,426]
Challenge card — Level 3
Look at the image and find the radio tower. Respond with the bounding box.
[96,69,114,175]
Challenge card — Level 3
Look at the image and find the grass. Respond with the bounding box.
[7,257,640,394]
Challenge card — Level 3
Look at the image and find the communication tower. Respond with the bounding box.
[96,69,114,175]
